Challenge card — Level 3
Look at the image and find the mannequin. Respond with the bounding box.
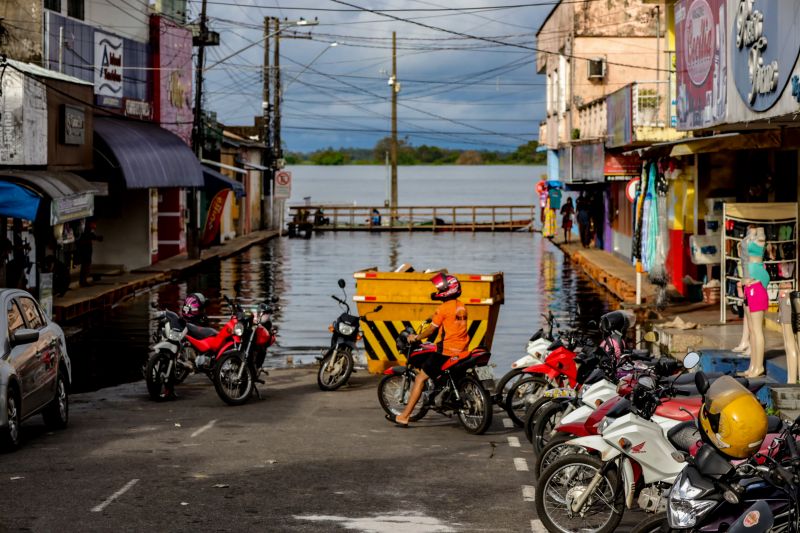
[741,226,769,378]
[732,280,750,353]
[780,286,800,384]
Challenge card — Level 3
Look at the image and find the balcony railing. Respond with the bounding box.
[633,81,668,128]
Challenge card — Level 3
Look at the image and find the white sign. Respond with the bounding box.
[0,70,47,165]
[274,170,292,199]
[94,32,124,100]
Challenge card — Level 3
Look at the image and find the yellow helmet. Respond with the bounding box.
[698,376,767,459]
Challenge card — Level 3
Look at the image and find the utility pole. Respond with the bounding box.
[189,0,208,259]
[273,18,282,166]
[390,31,398,225]
[262,16,272,230]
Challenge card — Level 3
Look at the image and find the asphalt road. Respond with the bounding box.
[0,368,556,533]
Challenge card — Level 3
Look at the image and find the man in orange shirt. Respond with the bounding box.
[388,272,469,427]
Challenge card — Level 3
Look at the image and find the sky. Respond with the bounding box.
[192,0,554,152]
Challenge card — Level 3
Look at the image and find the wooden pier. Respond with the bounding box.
[288,205,535,232]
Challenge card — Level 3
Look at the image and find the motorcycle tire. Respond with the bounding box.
[457,376,493,435]
[213,351,254,406]
[493,368,524,407]
[531,400,570,458]
[524,396,555,443]
[630,513,668,533]
[504,375,547,427]
[317,348,354,391]
[534,432,588,479]
[535,454,624,533]
[146,350,175,402]
[377,373,429,422]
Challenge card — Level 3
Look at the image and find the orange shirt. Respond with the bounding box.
[431,299,469,356]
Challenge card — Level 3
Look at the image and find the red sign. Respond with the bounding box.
[626,179,640,203]
[274,169,291,198]
[201,189,230,247]
[604,153,641,176]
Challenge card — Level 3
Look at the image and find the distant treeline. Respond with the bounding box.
[285,137,546,166]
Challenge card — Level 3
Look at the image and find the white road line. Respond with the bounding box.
[508,436,521,448]
[91,479,139,513]
[502,418,514,429]
[531,519,547,532]
[191,419,217,438]
[522,485,535,501]
[514,458,529,472]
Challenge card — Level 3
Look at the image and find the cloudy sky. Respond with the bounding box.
[193,0,553,152]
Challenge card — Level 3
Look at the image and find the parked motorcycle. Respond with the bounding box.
[377,323,495,434]
[317,279,382,391]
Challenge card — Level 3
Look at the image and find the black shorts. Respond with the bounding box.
[421,353,448,379]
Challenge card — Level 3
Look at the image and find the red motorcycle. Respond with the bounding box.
[377,325,495,434]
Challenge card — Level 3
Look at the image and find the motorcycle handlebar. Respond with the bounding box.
[331,295,345,304]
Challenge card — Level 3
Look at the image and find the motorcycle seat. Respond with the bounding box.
[667,420,700,453]
[187,322,218,340]
[767,415,783,433]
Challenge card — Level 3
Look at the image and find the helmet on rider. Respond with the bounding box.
[698,375,767,459]
[430,272,461,301]
[181,292,207,320]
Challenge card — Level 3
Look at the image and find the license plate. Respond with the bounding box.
[544,388,576,399]
[475,366,494,381]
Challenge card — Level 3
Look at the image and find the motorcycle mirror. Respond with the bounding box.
[694,371,710,396]
[374,305,383,312]
[587,320,597,329]
[337,279,346,289]
[683,351,700,370]
[643,331,659,343]
[271,295,280,303]
[234,282,242,295]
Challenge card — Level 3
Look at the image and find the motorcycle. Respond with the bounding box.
[377,323,495,435]
[317,279,382,391]
[213,296,278,405]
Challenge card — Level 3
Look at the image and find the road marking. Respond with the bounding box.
[522,485,535,501]
[508,436,521,448]
[91,479,139,513]
[531,519,547,532]
[514,458,529,472]
[191,419,217,438]
[502,418,514,428]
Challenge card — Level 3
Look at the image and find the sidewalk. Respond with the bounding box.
[53,229,279,322]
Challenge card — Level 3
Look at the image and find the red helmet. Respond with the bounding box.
[431,272,461,301]
[181,292,207,320]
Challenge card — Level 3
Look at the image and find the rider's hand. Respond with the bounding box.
[407,334,418,342]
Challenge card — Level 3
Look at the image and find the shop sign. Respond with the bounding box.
[202,189,230,246]
[156,17,193,144]
[274,170,292,198]
[571,143,604,182]
[61,104,85,145]
[0,70,47,165]
[94,32,124,108]
[124,99,152,120]
[626,178,640,203]
[51,193,94,225]
[606,85,633,148]
[604,153,641,177]
[731,0,800,112]
[675,0,727,130]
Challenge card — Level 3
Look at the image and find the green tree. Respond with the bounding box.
[310,148,350,165]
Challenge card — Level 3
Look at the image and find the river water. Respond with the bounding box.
[66,165,618,392]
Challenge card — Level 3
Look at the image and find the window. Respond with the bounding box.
[44,0,61,12]
[18,298,44,330]
[68,0,84,20]
[7,301,24,338]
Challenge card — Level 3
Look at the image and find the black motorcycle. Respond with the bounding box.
[317,278,381,391]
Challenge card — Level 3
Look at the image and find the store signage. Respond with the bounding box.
[202,189,230,246]
[604,153,641,177]
[731,0,800,112]
[0,70,47,165]
[626,178,640,203]
[156,17,193,144]
[61,104,85,145]
[51,193,94,225]
[124,99,152,120]
[685,0,714,85]
[94,32,124,107]
[274,170,292,198]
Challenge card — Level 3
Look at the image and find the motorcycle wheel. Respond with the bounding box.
[535,432,588,479]
[493,368,524,407]
[524,396,555,443]
[532,400,570,457]
[630,513,668,533]
[317,348,354,391]
[457,376,493,435]
[504,375,547,427]
[174,364,191,385]
[536,454,624,533]
[377,373,429,422]
[146,350,175,401]
[213,351,254,406]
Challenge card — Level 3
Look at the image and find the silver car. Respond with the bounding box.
[0,289,71,450]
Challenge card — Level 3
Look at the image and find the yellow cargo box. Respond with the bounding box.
[353,269,504,374]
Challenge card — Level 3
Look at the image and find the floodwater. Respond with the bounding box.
[65,231,618,392]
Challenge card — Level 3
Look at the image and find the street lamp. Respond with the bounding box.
[283,42,338,91]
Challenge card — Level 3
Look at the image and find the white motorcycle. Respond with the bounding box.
[534,352,702,533]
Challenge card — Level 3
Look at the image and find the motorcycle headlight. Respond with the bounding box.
[597,418,612,434]
[338,323,356,336]
[667,472,716,528]
[167,328,185,341]
[233,323,245,337]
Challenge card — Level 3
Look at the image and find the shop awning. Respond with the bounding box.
[94,117,204,188]
[0,171,96,224]
[241,162,269,171]
[0,181,41,221]
[201,159,247,175]
[628,131,782,158]
[202,166,245,199]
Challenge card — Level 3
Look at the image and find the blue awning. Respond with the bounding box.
[203,166,245,199]
[0,181,41,221]
[0,171,96,223]
[94,117,204,188]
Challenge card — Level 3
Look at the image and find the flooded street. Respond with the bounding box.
[66,231,617,392]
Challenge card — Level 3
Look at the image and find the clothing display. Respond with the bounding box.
[744,282,769,312]
[548,188,562,210]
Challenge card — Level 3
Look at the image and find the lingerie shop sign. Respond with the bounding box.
[732,0,800,112]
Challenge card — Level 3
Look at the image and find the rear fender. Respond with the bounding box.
[153,341,178,354]
[567,435,621,462]
[383,366,408,375]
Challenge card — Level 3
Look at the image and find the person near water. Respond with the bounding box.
[76,221,103,287]
[576,193,591,248]
[560,197,574,243]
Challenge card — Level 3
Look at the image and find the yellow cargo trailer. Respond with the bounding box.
[353,269,505,374]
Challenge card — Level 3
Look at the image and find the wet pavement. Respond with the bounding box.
[64,232,617,393]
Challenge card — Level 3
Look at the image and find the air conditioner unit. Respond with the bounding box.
[588,57,606,80]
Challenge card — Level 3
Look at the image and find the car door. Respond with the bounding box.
[17,296,55,410]
[5,297,39,418]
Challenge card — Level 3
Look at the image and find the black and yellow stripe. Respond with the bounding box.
[361,320,487,364]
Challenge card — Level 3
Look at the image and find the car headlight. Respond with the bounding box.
[233,323,245,336]
[667,472,716,528]
[338,323,356,336]
[167,328,185,341]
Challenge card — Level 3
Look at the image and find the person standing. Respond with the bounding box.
[560,197,574,243]
[76,221,102,287]
[590,191,605,249]
[576,193,591,247]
